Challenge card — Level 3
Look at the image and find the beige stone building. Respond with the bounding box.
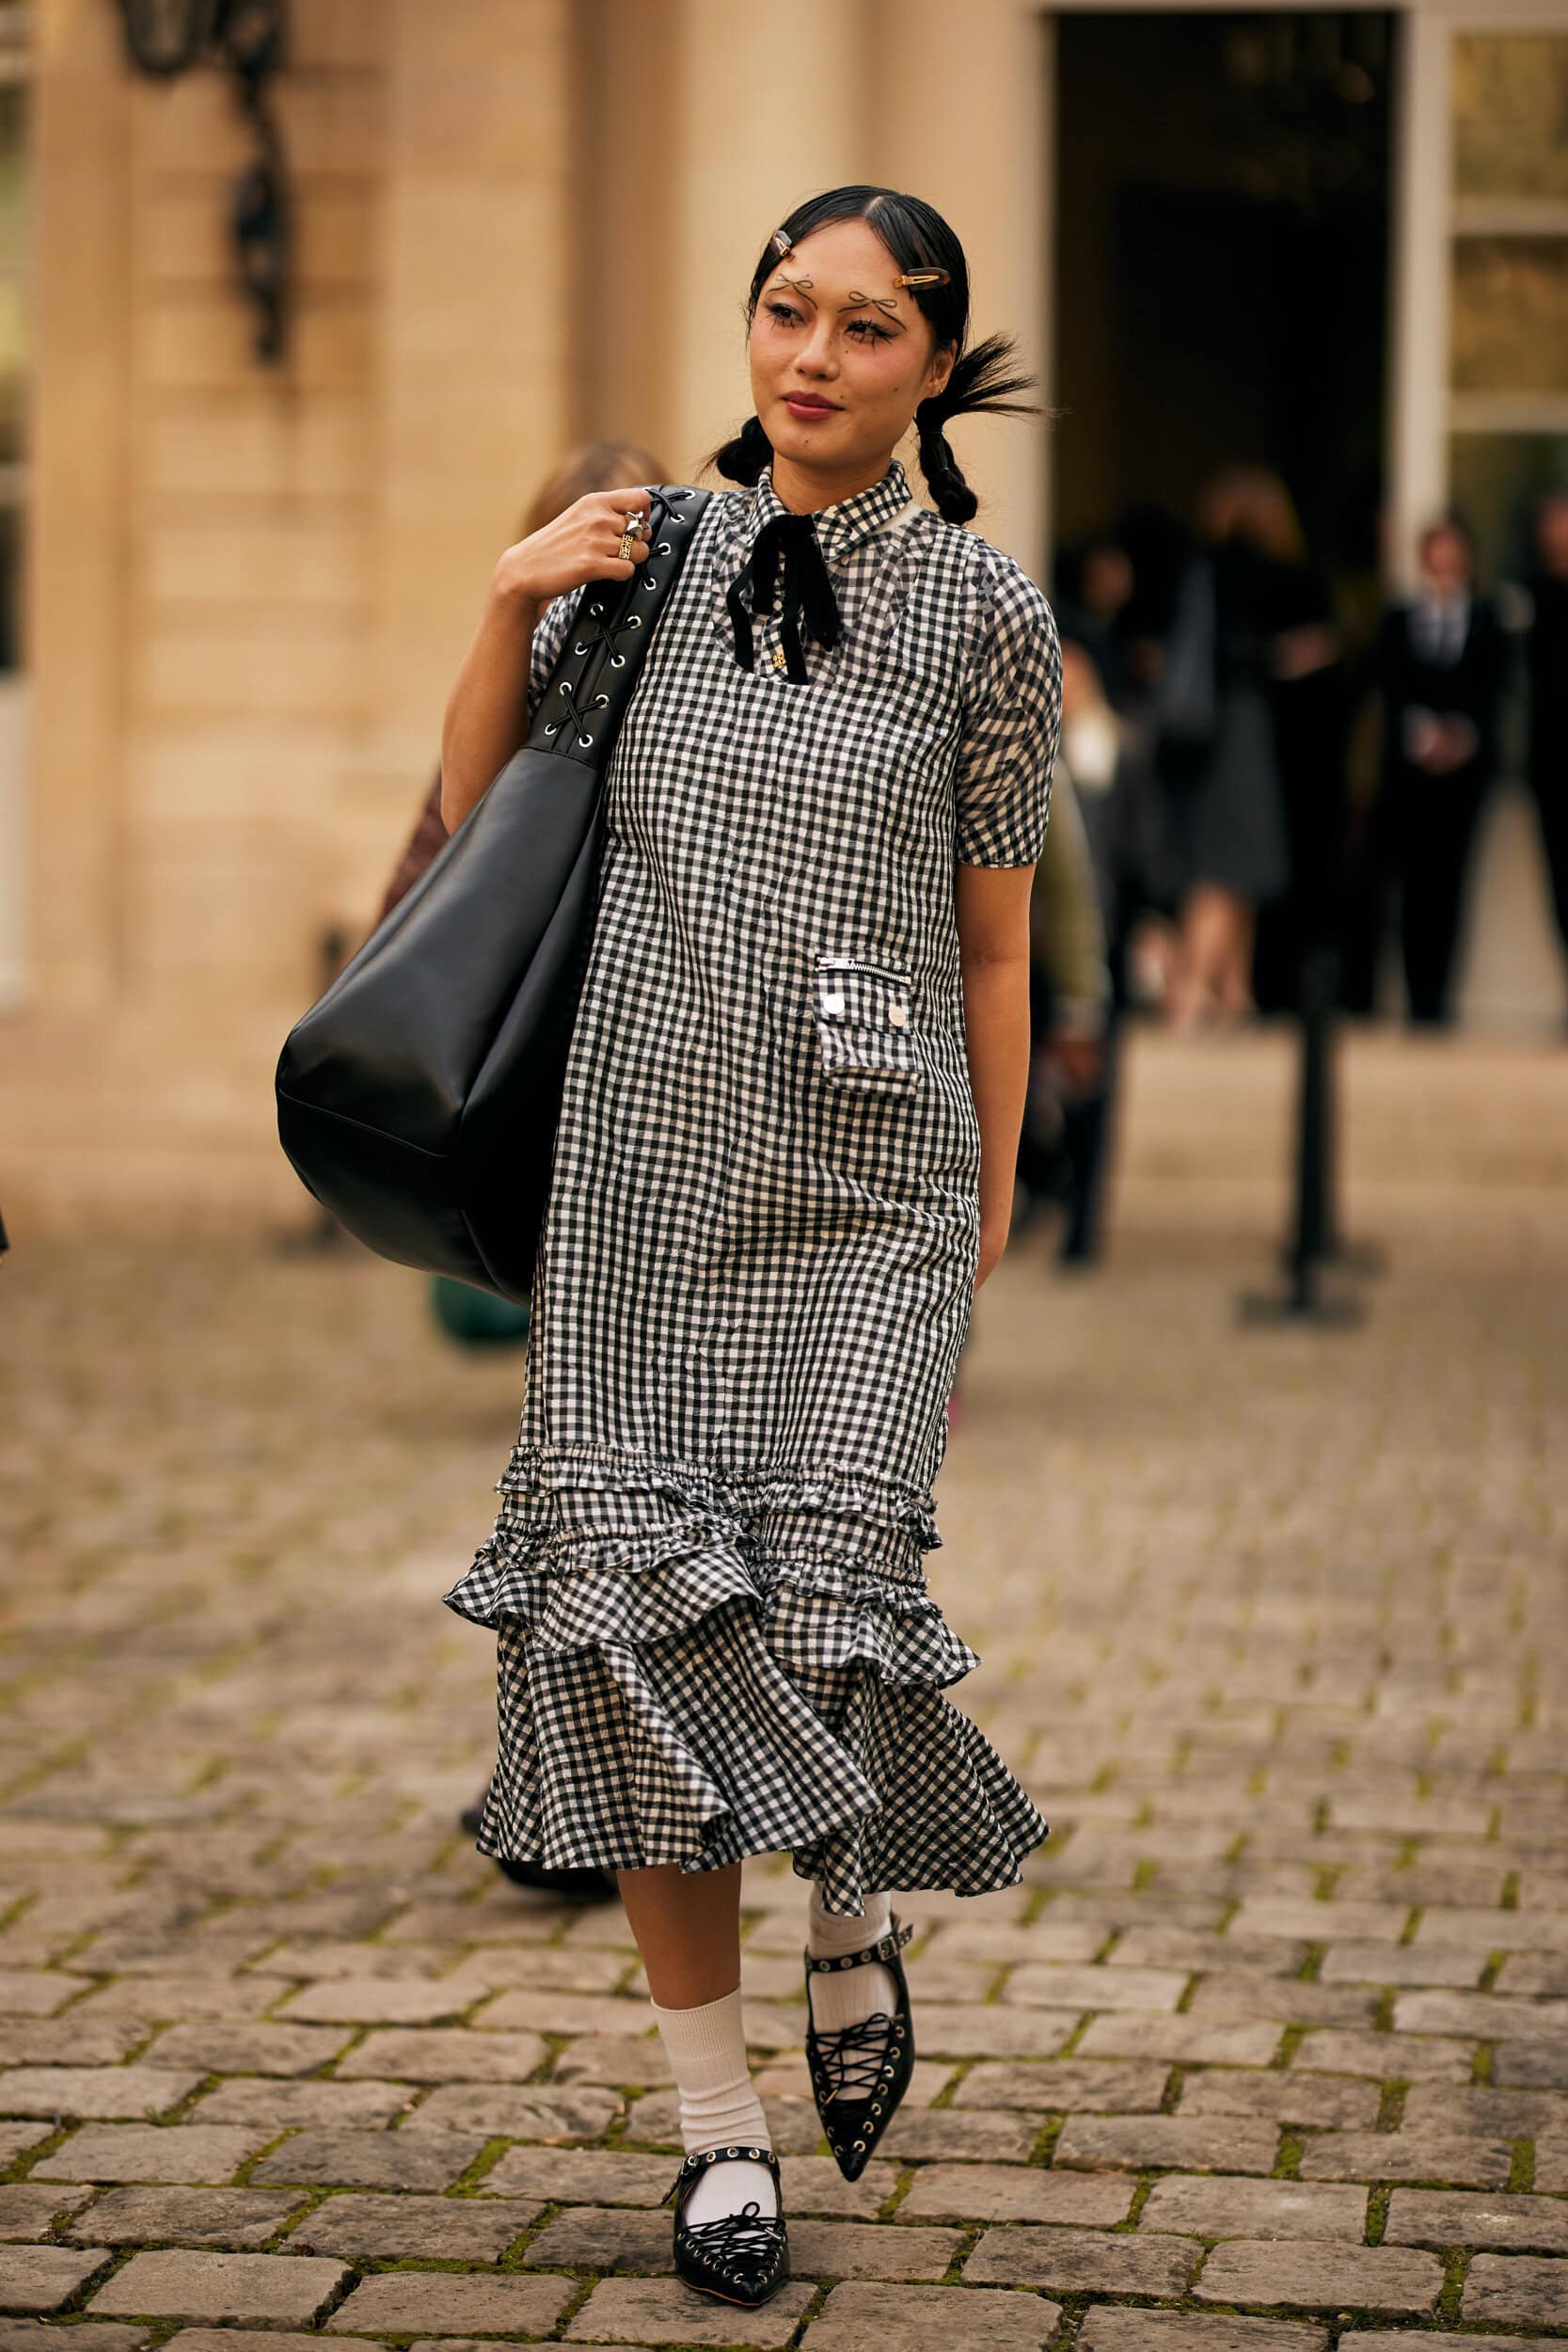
[3,0,1565,1233]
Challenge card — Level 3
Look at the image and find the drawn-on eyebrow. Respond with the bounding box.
[767,272,817,309]
[840,288,906,326]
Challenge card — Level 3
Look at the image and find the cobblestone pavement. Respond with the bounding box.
[2,1195,1566,2349]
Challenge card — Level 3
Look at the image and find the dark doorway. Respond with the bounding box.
[1053,10,1393,604]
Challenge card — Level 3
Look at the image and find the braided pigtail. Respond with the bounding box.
[916,333,1040,525]
[712,413,773,487]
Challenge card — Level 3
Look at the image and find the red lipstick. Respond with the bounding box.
[784,393,837,420]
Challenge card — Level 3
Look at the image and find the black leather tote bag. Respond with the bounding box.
[276,485,710,1304]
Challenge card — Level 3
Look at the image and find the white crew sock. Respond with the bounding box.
[649,1987,777,2226]
[806,1884,898,2053]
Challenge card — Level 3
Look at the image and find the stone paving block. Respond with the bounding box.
[325,2271,574,2338]
[1109,1929,1311,1977]
[474,1990,661,2038]
[955,2058,1168,2111]
[779,2156,897,2219]
[895,2164,1132,2226]
[965,2221,1197,2294]
[334,2026,548,2080]
[1386,2187,1568,2253]
[927,1919,1102,1965]
[890,2004,1073,2058]
[877,2107,1041,2162]
[1194,2238,1444,2312]
[481,2147,683,2206]
[787,2218,962,2280]
[0,2246,113,2314]
[1497,2041,1568,2089]
[1293,2030,1474,2081]
[1347,2338,1539,2352]
[1139,2174,1368,2240]
[250,2126,488,2190]
[278,1977,479,2026]
[1463,2251,1568,2324]
[0,2324,150,2352]
[0,2128,50,2169]
[285,2191,538,2263]
[0,2186,95,2241]
[565,2275,816,2344]
[1403,2081,1568,2135]
[1079,2316,1328,2352]
[71,1978,292,2021]
[1176,2073,1380,2128]
[1496,1952,1568,1994]
[1186,1976,1380,2028]
[191,2077,413,2130]
[1055,2113,1279,2174]
[1319,1942,1483,1987]
[1297,2130,1513,2186]
[0,2023,150,2067]
[88,2249,351,2328]
[1075,2013,1283,2065]
[158,2337,335,2352]
[0,1979,75,2018]
[1532,2136,1568,2190]
[410,2081,622,2141]
[1227,1899,1410,1943]
[1394,1989,1568,2039]
[516,2205,676,2274]
[136,2023,353,2076]
[548,2036,677,2090]
[797,2280,1058,2350]
[67,2187,302,2249]
[32,2126,268,2184]
[1004,1962,1187,2010]
[0,2066,200,2122]
[1416,1904,1568,1951]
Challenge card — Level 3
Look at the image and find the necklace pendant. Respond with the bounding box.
[770,644,788,674]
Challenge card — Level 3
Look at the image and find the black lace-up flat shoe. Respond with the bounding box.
[804,1915,916,2180]
[664,2143,789,2307]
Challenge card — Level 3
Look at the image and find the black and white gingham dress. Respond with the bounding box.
[446,458,1061,1912]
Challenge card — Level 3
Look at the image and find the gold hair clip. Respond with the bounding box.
[769,228,794,260]
[894,267,950,290]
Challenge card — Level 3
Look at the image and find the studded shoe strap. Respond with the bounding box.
[663,2142,780,2206]
[803,1915,915,1975]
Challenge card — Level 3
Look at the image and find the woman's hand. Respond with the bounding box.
[491,487,654,609]
[974,1210,1010,1293]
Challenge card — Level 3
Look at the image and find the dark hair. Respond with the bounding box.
[708,184,1038,527]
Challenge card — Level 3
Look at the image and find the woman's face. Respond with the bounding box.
[748,217,955,483]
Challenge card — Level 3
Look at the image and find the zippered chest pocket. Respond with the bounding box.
[814,954,919,1098]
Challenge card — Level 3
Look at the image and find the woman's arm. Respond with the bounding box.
[957,860,1037,1292]
[439,487,654,833]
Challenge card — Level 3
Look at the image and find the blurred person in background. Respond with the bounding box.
[1152,467,1300,1029]
[379,441,666,1909]
[1046,638,1178,1263]
[1525,488,1568,1011]
[1055,532,1138,711]
[1373,516,1507,1027]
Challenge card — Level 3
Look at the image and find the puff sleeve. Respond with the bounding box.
[953,553,1063,868]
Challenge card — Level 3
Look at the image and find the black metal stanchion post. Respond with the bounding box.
[1240,941,1364,1327]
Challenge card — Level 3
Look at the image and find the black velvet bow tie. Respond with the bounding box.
[726,511,844,684]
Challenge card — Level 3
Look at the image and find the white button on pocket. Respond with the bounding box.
[814,954,919,1098]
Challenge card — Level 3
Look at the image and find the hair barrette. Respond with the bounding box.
[768,228,794,260]
[894,266,950,290]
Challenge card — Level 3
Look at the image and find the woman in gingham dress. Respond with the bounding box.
[440,186,1059,2307]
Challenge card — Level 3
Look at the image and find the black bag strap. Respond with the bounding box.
[526,485,711,766]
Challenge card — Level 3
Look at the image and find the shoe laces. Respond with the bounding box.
[683,2201,784,2265]
[813,2008,895,2100]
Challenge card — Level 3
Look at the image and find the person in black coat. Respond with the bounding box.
[1375,517,1508,1027]
[1526,489,1568,1002]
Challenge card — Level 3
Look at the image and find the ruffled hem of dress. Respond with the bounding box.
[475,1598,1047,1915]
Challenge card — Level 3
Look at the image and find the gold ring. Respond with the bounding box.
[616,510,645,563]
